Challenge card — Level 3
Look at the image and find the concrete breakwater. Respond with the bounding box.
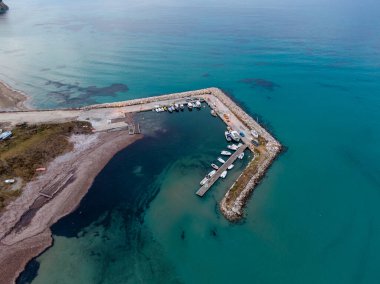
[220,151,279,221]
[1,87,281,221]
[81,88,213,110]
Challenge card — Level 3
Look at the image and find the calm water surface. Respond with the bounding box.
[1,0,380,283]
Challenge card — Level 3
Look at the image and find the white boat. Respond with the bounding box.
[207,170,216,178]
[229,131,241,142]
[221,150,232,156]
[180,104,185,110]
[251,129,259,138]
[220,170,227,179]
[174,103,179,111]
[211,110,217,117]
[224,131,232,142]
[4,179,15,184]
[217,157,226,164]
[227,144,238,151]
[188,102,193,109]
[227,164,234,170]
[238,152,245,160]
[195,101,201,108]
[211,163,219,170]
[168,107,173,113]
[200,177,208,186]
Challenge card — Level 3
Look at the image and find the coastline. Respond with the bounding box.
[0,131,143,284]
[0,80,29,111]
[0,80,144,283]
[0,83,281,283]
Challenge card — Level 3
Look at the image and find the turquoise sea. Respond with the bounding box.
[1,0,380,283]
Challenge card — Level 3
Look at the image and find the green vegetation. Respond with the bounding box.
[0,121,92,209]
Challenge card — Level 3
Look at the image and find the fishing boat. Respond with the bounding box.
[224,131,232,142]
[207,170,216,178]
[220,170,227,179]
[211,110,217,117]
[221,150,232,156]
[200,177,208,186]
[217,157,226,164]
[188,102,193,110]
[227,164,234,170]
[238,152,245,160]
[180,104,185,110]
[211,163,219,170]
[229,131,241,142]
[251,129,259,138]
[227,144,239,151]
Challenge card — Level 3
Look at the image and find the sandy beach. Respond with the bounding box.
[0,131,142,284]
[0,81,28,111]
[0,83,143,284]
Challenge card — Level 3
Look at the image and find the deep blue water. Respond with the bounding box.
[2,0,380,283]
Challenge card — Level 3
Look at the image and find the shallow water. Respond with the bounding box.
[2,0,380,283]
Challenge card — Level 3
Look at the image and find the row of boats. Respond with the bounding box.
[200,143,245,186]
[153,100,202,113]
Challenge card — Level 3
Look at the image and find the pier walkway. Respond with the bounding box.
[196,144,248,197]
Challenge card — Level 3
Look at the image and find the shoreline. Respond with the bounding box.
[0,83,281,283]
[0,80,30,111]
[0,131,143,284]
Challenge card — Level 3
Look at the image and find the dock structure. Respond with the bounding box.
[196,144,248,197]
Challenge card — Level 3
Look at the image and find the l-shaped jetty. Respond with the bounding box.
[0,87,280,283]
[0,87,281,220]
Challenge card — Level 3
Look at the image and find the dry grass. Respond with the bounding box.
[225,149,264,206]
[0,121,92,209]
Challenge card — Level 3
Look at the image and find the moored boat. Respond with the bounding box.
[229,131,241,142]
[217,157,226,164]
[221,150,232,156]
[238,152,245,160]
[224,131,232,142]
[220,170,227,179]
[211,110,217,117]
[188,102,193,110]
[180,104,185,110]
[200,177,208,186]
[195,100,201,108]
[207,170,216,178]
[227,164,234,170]
[227,144,238,151]
[211,163,219,170]
[174,103,179,111]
